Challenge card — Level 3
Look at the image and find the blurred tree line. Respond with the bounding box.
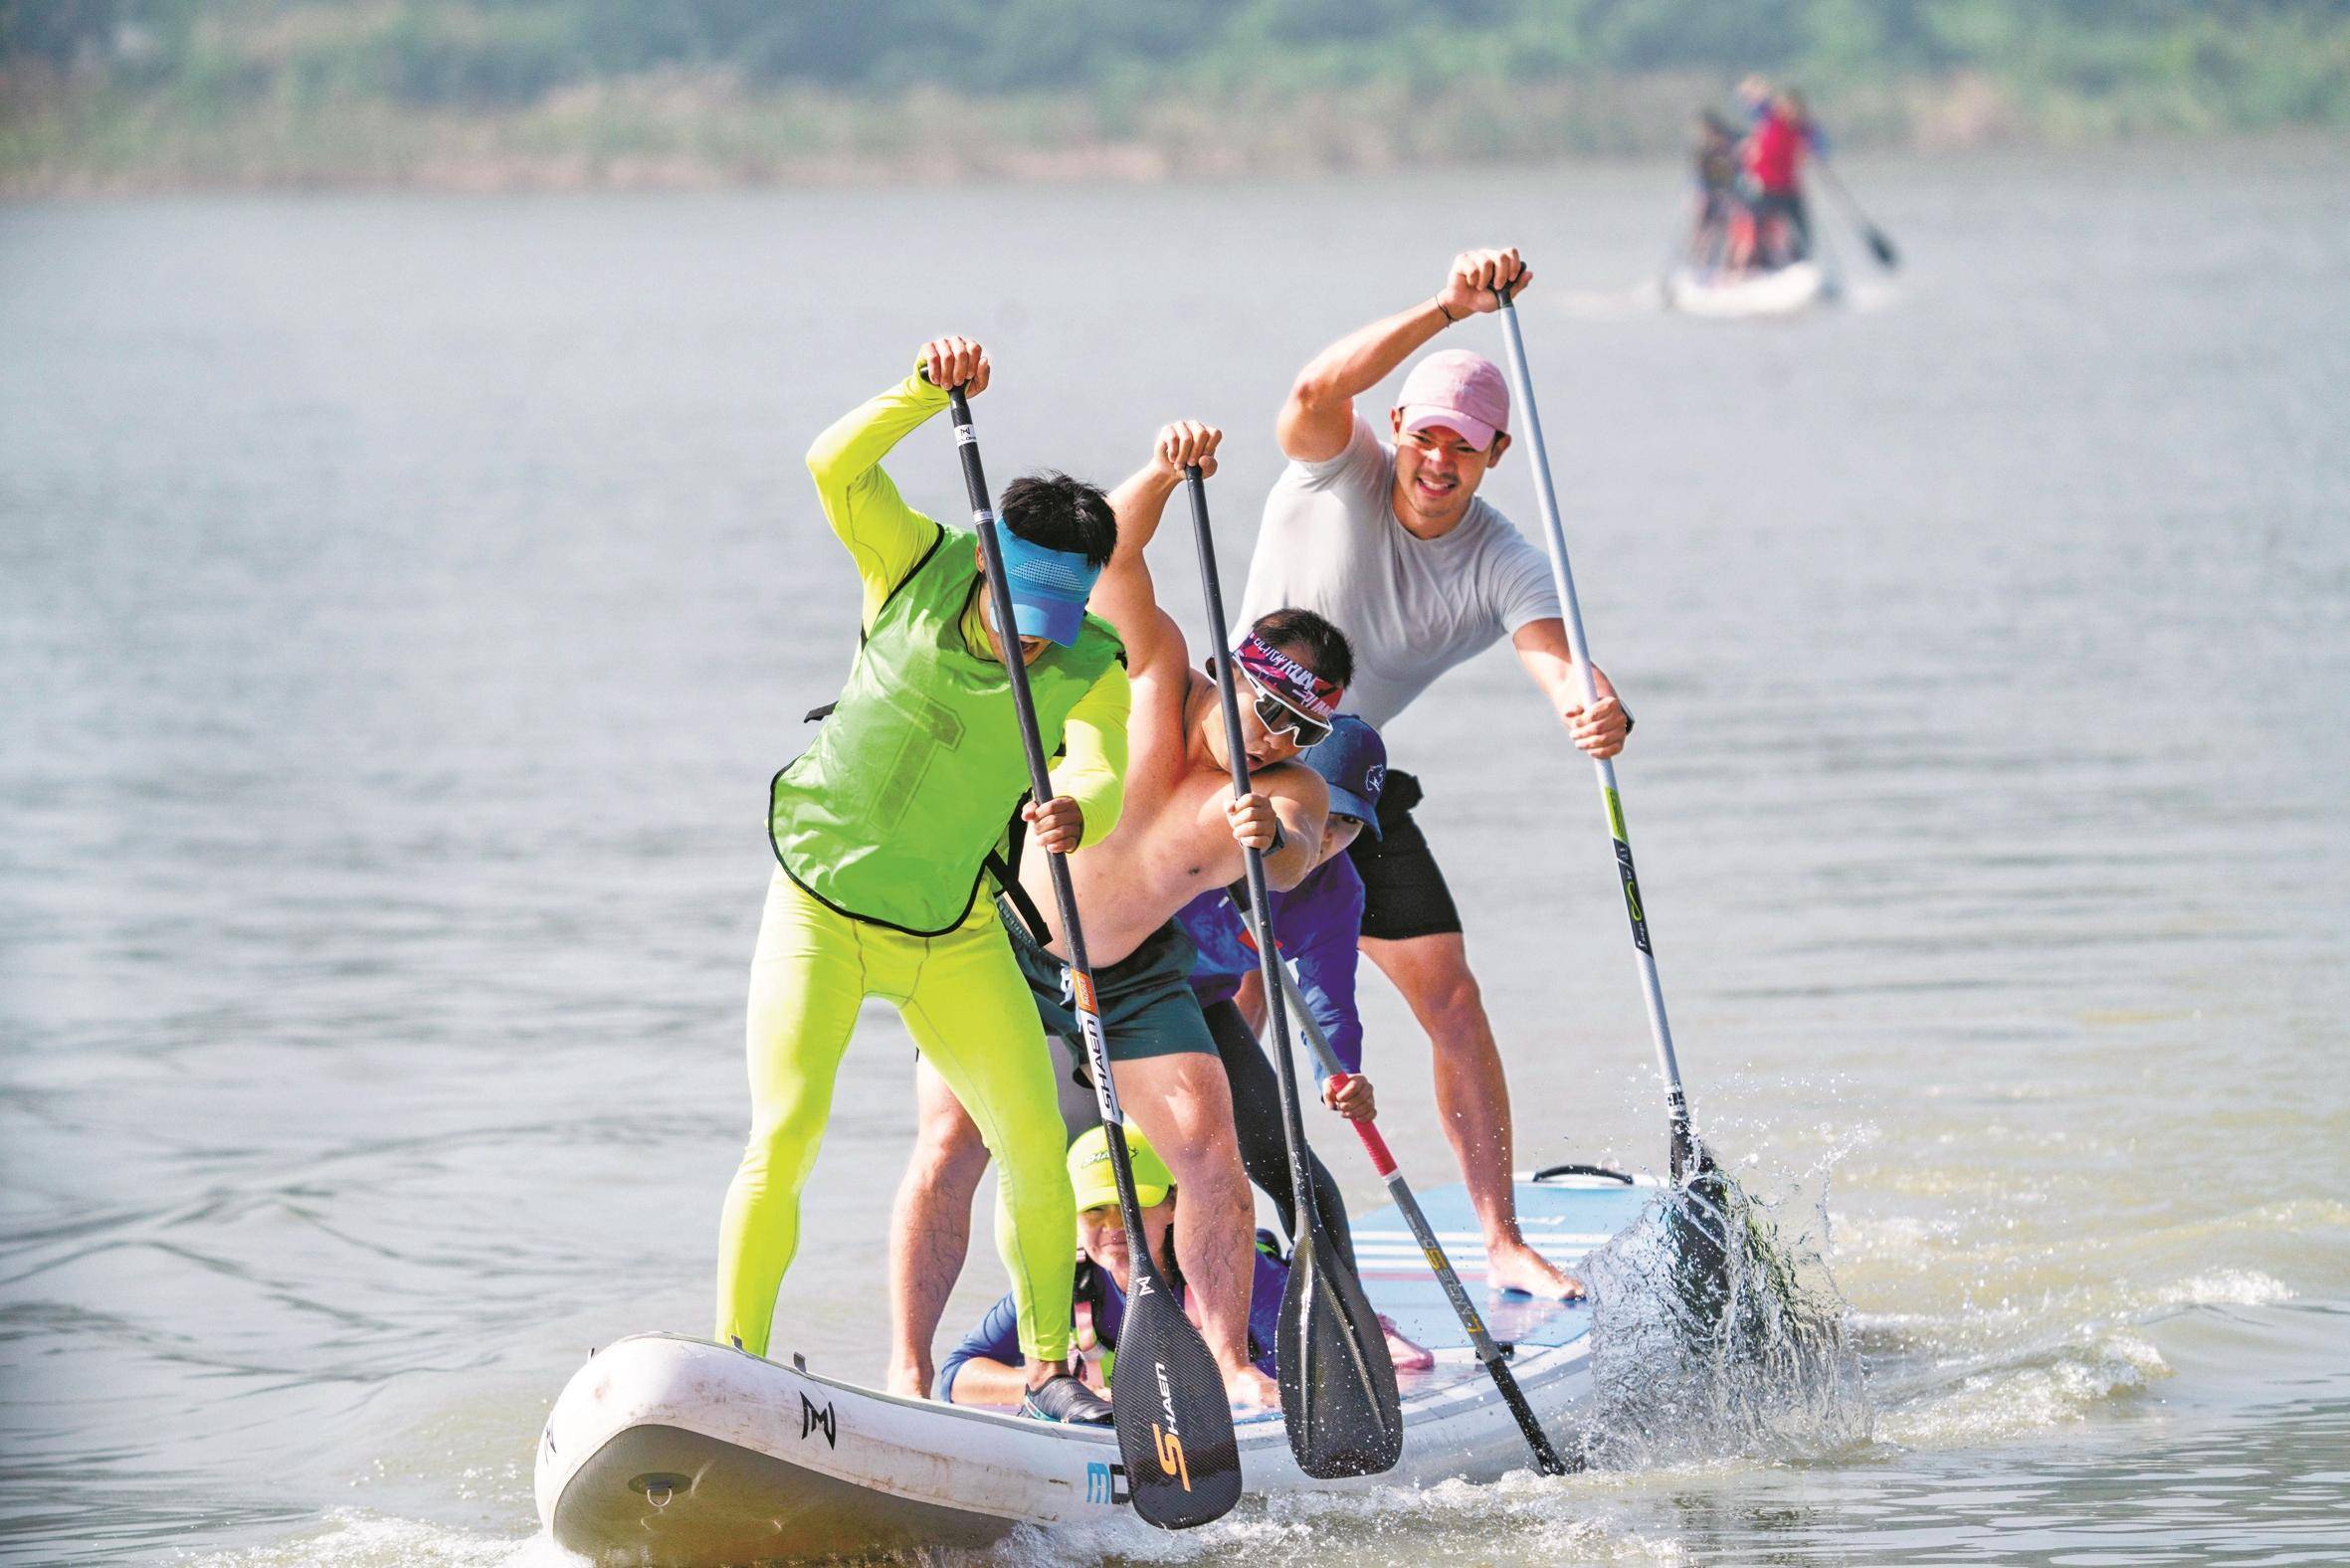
[12,0,2350,107]
[5,0,2345,187]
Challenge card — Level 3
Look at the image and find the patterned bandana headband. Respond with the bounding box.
[1232,633,1340,725]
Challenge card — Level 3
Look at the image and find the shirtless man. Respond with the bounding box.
[887,420,1351,1410]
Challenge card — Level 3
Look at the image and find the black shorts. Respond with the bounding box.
[1344,767,1463,942]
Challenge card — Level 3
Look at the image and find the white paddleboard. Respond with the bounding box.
[536,1169,1654,1563]
[1664,262,1834,319]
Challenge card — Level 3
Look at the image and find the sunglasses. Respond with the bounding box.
[1243,671,1334,748]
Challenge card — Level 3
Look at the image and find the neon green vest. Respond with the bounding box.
[769,529,1121,935]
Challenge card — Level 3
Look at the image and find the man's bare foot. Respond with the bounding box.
[1225,1363,1280,1410]
[1378,1313,1437,1372]
[884,1360,932,1400]
[1485,1239,1587,1300]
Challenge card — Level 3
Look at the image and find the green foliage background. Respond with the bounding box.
[5,0,2347,189]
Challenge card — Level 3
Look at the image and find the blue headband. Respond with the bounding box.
[995,527,1101,647]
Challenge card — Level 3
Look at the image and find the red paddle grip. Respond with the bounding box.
[1330,1074,1398,1177]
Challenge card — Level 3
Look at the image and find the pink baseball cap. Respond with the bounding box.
[1395,349,1510,451]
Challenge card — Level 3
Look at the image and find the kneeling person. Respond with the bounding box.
[939,1125,1285,1417]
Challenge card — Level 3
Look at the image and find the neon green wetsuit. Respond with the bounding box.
[715,370,1129,1364]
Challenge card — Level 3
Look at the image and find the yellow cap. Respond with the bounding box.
[1067,1123,1175,1212]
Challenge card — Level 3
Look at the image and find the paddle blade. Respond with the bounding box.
[1866,227,1899,269]
[1275,1230,1404,1478]
[1665,1140,1733,1330]
[1109,1264,1242,1529]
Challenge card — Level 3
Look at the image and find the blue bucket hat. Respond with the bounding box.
[995,527,1101,647]
[1299,715,1385,838]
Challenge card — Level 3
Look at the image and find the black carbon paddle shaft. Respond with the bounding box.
[1178,470,1315,1224]
[945,387,1238,1528]
[1184,464,1402,1479]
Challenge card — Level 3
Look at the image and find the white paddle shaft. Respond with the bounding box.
[1493,295,1695,1169]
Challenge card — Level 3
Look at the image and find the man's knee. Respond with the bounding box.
[1153,1106,1249,1196]
[1139,1053,1237,1129]
[906,1085,989,1181]
[992,1140,1073,1228]
[739,1107,824,1193]
[1426,968,1487,1038]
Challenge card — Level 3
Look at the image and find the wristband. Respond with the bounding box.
[1433,294,1462,324]
[1268,817,1288,855]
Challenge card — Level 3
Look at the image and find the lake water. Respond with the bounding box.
[4,139,2347,1565]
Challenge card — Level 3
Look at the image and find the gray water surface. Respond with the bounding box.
[4,140,2348,1564]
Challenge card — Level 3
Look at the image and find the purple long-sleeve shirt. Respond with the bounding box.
[1174,855,1366,1078]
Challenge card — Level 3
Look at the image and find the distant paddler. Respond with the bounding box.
[1736,76,1827,268]
[1239,247,1634,1299]
[1687,108,1747,273]
[716,335,1130,1427]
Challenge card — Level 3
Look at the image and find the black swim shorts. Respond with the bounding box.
[1345,767,1464,941]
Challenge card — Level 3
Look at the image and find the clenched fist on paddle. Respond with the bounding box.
[917,335,990,398]
[1434,246,1534,319]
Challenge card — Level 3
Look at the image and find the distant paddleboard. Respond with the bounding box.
[536,1170,1653,1563]
[1664,262,1834,320]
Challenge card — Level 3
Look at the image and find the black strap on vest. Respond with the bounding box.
[985,804,1056,949]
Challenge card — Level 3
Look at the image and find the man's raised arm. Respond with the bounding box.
[1276,248,1534,463]
[1092,420,1222,681]
[805,335,990,628]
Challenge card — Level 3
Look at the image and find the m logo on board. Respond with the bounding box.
[799,1393,837,1448]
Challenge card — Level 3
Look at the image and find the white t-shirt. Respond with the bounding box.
[1236,415,1560,729]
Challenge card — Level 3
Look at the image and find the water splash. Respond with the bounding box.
[1579,1160,1872,1469]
